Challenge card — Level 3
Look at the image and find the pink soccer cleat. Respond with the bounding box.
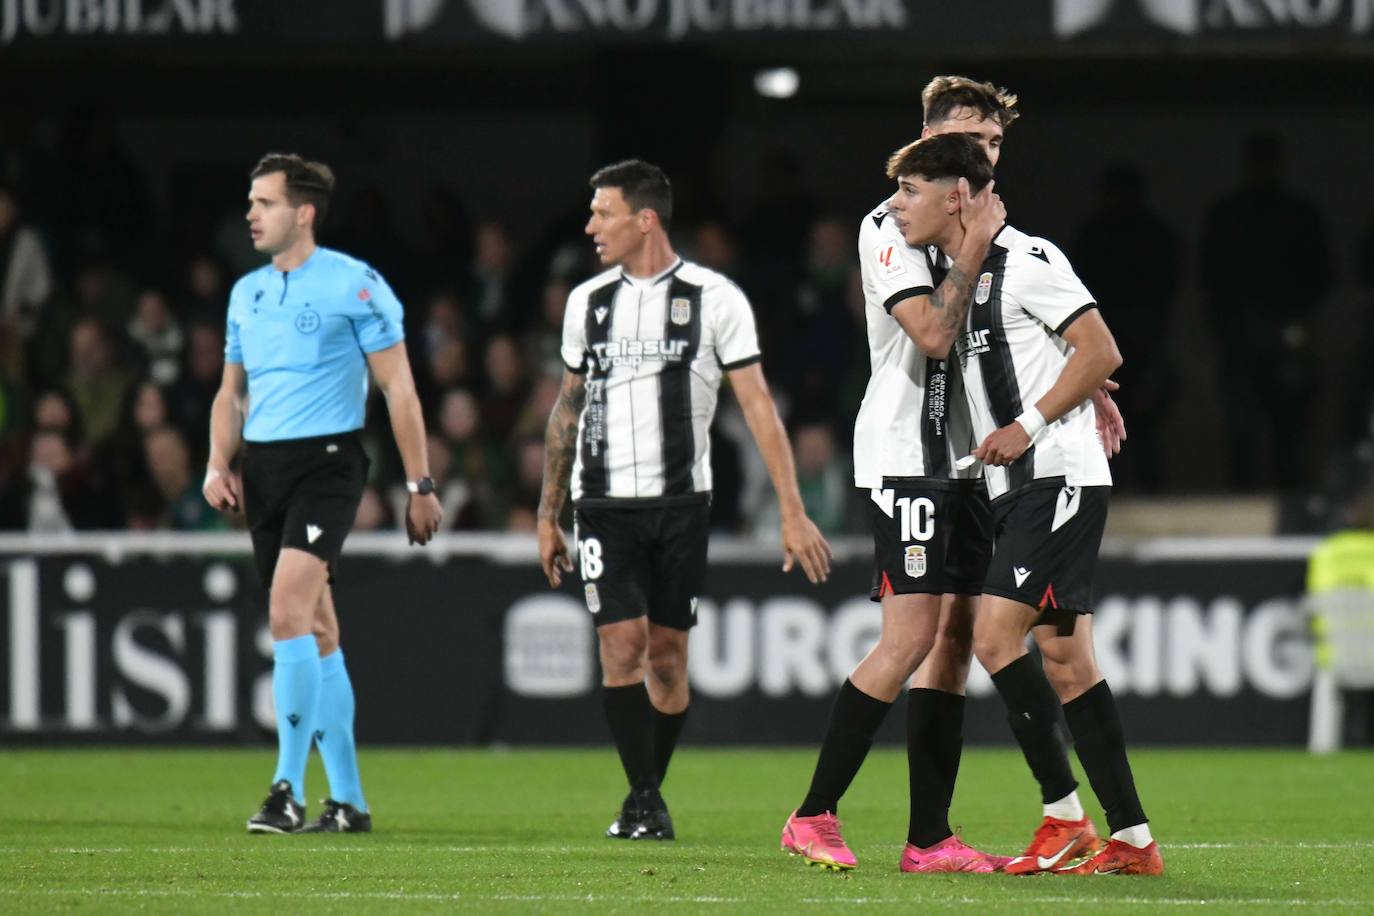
[899,833,1013,873]
[780,810,858,871]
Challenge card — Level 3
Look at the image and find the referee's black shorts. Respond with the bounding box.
[242,431,370,587]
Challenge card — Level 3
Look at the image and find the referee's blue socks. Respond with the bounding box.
[315,649,367,812]
[272,634,322,804]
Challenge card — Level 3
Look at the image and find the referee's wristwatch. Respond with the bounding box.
[406,477,435,496]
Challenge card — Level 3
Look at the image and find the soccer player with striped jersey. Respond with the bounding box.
[537,159,832,841]
[781,76,1125,874]
[205,153,443,834]
[886,133,1163,876]
[781,76,1018,874]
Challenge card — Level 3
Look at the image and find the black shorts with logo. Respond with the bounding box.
[870,478,992,600]
[982,480,1110,616]
[573,499,710,631]
[242,431,370,587]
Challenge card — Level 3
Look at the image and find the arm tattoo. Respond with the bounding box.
[928,264,976,335]
[538,379,586,521]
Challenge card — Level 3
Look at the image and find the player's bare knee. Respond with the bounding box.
[599,630,648,681]
[313,620,339,657]
[972,619,1017,673]
[268,592,313,640]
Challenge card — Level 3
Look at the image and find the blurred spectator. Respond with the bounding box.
[180,252,229,326]
[98,380,170,501]
[32,388,82,439]
[0,183,55,365]
[420,292,469,365]
[428,336,475,392]
[480,334,530,445]
[414,292,470,407]
[1074,164,1180,492]
[469,221,516,335]
[144,425,223,531]
[786,218,861,421]
[0,428,119,530]
[524,279,569,381]
[423,429,480,531]
[27,255,135,387]
[755,423,847,536]
[436,387,507,528]
[169,322,225,455]
[512,374,561,443]
[1202,132,1329,490]
[127,289,185,386]
[65,318,134,449]
[693,221,741,276]
[508,437,547,524]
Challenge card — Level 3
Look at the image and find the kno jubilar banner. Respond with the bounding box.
[5,0,1374,46]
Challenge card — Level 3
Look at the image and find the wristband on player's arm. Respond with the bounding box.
[1015,406,1047,441]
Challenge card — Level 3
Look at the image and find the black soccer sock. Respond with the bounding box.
[603,684,659,793]
[990,654,1079,804]
[653,706,689,786]
[1063,680,1148,834]
[797,679,892,818]
[906,688,964,849]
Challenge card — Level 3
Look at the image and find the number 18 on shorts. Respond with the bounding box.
[573,503,710,630]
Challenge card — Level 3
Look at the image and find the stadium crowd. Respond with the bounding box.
[2,124,1373,536]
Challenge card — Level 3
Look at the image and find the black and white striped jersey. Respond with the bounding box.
[561,258,762,506]
[957,225,1111,502]
[853,202,979,488]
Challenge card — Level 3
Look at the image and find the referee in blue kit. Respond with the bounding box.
[203,153,444,834]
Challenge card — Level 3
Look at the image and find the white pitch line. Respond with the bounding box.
[0,888,1369,908]
[2,841,1371,855]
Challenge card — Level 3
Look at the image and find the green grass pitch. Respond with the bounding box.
[1,747,1370,913]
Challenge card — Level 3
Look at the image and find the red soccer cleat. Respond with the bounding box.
[1056,838,1164,876]
[1004,815,1103,875]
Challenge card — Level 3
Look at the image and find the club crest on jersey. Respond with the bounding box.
[670,297,692,326]
[874,243,907,280]
[975,271,994,305]
[904,544,927,579]
[584,583,601,614]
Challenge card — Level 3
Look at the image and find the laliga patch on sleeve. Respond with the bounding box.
[873,243,907,280]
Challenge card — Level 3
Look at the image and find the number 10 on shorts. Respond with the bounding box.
[878,491,934,543]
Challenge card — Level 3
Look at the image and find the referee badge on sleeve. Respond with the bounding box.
[670,297,692,326]
[904,545,927,579]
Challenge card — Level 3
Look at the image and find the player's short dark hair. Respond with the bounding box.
[589,159,673,230]
[922,75,1020,130]
[250,153,336,232]
[886,133,994,194]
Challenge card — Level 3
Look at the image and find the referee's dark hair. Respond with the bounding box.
[251,153,336,232]
[922,75,1020,130]
[590,159,673,230]
[886,133,994,194]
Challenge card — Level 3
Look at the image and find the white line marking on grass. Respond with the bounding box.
[0,845,485,855]
[0,888,1370,908]
[3,841,1372,856]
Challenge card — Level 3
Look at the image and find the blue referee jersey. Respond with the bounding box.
[225,246,405,442]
